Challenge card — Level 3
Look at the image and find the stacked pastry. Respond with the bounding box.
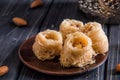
[60,19,84,41]
[32,19,109,68]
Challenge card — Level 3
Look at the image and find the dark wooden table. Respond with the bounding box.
[0,0,120,80]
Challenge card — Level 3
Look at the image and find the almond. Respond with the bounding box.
[12,17,27,26]
[0,66,9,76]
[30,0,43,8]
[116,64,120,72]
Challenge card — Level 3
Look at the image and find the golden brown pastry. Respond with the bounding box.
[32,19,109,68]
[83,22,108,54]
[32,29,63,61]
[59,19,84,41]
[60,32,95,67]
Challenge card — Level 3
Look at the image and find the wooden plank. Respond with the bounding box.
[40,0,88,31]
[106,25,120,80]
[18,0,108,80]
[0,0,53,79]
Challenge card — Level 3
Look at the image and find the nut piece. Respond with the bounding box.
[0,66,9,76]
[12,17,27,26]
[116,64,120,72]
[30,0,43,8]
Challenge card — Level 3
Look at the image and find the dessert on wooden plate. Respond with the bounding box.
[32,19,109,68]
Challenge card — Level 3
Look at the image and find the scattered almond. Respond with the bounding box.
[12,17,27,26]
[0,66,9,76]
[30,0,43,8]
[116,64,120,72]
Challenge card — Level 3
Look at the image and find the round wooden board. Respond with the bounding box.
[18,36,108,76]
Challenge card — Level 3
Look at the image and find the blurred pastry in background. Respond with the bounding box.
[82,22,109,54]
[59,19,84,41]
[78,0,120,24]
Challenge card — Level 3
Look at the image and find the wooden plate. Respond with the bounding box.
[18,36,108,76]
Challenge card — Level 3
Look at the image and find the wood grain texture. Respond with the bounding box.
[0,0,119,80]
[0,0,53,79]
[106,25,120,80]
[17,0,108,80]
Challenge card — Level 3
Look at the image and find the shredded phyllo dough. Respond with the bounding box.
[60,19,83,41]
[83,22,109,54]
[32,29,63,61]
[60,32,95,67]
[32,19,109,68]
